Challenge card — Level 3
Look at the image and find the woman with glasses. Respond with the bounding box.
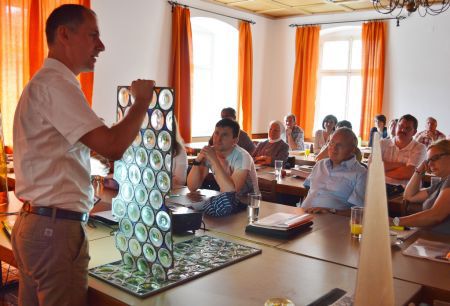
[392,139,450,233]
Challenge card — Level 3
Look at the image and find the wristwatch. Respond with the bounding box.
[393,217,400,227]
[192,159,203,166]
[329,208,337,214]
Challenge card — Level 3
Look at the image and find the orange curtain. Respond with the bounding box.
[29,0,94,105]
[360,21,386,142]
[0,0,31,146]
[291,25,320,139]
[170,5,193,142]
[237,21,253,135]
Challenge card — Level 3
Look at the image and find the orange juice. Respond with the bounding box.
[305,148,310,157]
[351,223,363,236]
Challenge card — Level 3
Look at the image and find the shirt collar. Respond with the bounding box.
[326,156,358,169]
[43,58,80,88]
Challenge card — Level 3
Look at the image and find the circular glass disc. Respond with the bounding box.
[149,190,163,210]
[151,109,164,130]
[128,164,141,185]
[149,228,163,247]
[134,222,148,242]
[157,131,171,152]
[127,202,140,222]
[157,171,171,193]
[118,87,130,107]
[142,168,155,189]
[158,89,173,110]
[135,147,148,168]
[141,206,155,226]
[156,211,171,231]
[143,129,156,150]
[143,243,157,262]
[150,150,163,171]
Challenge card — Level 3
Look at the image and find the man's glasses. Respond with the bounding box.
[426,153,449,164]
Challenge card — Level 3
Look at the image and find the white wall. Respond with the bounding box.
[91,0,450,136]
[384,13,450,135]
[91,0,272,133]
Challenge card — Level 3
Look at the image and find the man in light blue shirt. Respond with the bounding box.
[302,128,367,214]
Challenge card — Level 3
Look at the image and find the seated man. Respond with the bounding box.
[380,114,426,187]
[252,120,289,166]
[188,118,259,217]
[208,107,256,154]
[414,117,446,147]
[284,114,304,151]
[302,128,367,214]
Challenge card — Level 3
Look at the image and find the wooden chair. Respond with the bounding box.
[257,177,277,203]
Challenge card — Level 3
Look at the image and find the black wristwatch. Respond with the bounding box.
[192,159,203,166]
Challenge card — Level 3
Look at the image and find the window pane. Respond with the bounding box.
[191,17,238,137]
[347,76,362,137]
[193,31,212,68]
[351,40,362,70]
[321,41,349,70]
[314,76,347,132]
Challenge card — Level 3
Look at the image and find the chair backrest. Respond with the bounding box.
[257,177,277,203]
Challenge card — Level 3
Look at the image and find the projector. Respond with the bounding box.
[168,205,203,234]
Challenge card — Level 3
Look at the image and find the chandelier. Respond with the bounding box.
[372,0,450,16]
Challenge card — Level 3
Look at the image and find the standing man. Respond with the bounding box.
[208,107,256,154]
[415,117,446,147]
[188,118,258,217]
[12,5,155,306]
[284,114,305,151]
[380,114,426,187]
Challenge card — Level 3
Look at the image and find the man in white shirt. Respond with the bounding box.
[12,5,155,305]
[380,114,426,186]
[302,128,367,214]
[414,117,446,147]
[187,118,258,216]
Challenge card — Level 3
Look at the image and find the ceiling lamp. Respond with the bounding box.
[372,0,450,16]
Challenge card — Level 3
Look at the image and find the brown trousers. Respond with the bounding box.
[11,211,90,306]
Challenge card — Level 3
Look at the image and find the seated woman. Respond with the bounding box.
[252,120,289,166]
[368,114,388,147]
[393,139,450,234]
[314,114,337,154]
[315,120,362,163]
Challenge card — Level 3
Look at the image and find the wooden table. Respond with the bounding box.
[289,152,316,167]
[277,215,450,292]
[256,166,308,197]
[87,232,421,306]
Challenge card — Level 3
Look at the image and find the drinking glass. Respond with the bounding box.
[274,160,283,180]
[247,193,261,223]
[304,143,311,158]
[350,206,364,239]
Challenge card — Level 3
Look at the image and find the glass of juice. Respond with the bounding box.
[350,206,363,239]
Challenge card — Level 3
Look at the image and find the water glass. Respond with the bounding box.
[274,160,283,180]
[247,193,261,223]
[350,206,364,239]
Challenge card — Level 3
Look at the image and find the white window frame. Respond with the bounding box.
[314,26,362,136]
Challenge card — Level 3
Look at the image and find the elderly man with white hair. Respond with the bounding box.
[252,120,289,166]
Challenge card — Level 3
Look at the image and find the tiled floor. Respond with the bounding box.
[0,262,18,306]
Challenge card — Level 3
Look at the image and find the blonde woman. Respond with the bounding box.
[392,139,450,233]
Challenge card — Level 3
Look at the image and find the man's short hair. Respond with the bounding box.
[336,120,352,129]
[46,4,94,45]
[334,127,358,148]
[285,114,296,122]
[427,117,437,123]
[216,118,240,138]
[221,107,237,120]
[399,114,418,130]
[375,114,387,124]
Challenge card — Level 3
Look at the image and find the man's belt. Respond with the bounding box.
[22,202,88,222]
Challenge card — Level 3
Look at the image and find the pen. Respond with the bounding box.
[390,225,410,231]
